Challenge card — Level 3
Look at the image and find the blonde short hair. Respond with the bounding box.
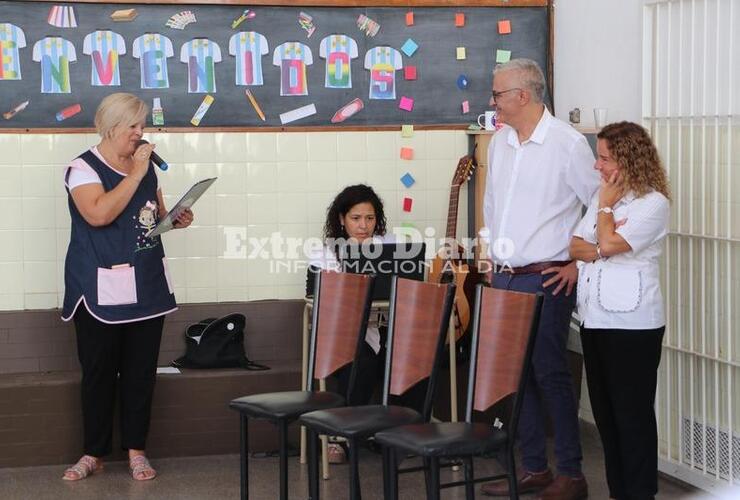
[94,93,148,139]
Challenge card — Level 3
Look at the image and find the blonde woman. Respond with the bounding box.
[61,93,193,481]
[569,122,670,500]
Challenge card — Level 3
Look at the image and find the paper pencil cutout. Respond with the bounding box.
[56,103,81,121]
[245,89,266,121]
[280,103,317,125]
[231,9,256,29]
[298,12,316,38]
[3,101,29,120]
[190,95,214,126]
[331,98,364,123]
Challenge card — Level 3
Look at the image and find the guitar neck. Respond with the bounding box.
[445,184,461,240]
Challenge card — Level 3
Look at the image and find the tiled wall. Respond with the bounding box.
[0,130,470,311]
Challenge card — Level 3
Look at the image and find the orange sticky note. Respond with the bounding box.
[498,19,512,34]
[406,11,414,26]
[455,12,465,27]
[400,147,414,160]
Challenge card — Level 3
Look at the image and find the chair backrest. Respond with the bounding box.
[382,276,456,420]
[307,270,375,392]
[465,285,543,427]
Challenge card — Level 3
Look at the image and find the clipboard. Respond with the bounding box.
[146,177,217,238]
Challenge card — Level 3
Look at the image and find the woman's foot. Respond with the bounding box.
[62,455,103,481]
[129,453,156,481]
[327,442,347,464]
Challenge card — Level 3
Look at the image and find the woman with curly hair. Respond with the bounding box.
[569,121,670,500]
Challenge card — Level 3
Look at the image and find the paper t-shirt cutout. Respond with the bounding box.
[0,24,26,80]
[364,46,403,100]
[229,31,268,86]
[132,34,173,89]
[319,34,358,89]
[273,42,313,96]
[180,39,222,93]
[32,37,76,93]
[83,31,125,86]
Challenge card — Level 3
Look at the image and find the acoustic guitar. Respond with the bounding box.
[428,149,477,341]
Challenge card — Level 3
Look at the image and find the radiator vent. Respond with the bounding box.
[682,418,740,483]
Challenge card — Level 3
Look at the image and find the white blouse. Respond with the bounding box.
[573,190,670,330]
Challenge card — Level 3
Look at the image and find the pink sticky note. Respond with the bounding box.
[400,147,414,160]
[404,66,417,80]
[462,100,470,114]
[498,19,512,34]
[399,96,414,112]
[403,197,413,212]
[455,13,465,27]
[406,11,414,26]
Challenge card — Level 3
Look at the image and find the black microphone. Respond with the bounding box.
[136,139,169,171]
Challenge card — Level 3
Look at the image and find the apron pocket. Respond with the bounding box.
[597,266,642,313]
[97,266,137,306]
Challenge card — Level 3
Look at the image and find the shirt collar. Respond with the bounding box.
[506,106,552,147]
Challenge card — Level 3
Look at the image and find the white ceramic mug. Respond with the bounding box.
[477,111,496,130]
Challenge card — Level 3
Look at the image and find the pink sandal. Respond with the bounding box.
[129,455,157,481]
[62,455,103,481]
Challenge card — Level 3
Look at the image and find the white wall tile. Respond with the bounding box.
[336,132,367,160]
[0,135,21,165]
[0,294,24,311]
[185,226,219,257]
[397,130,427,160]
[307,132,338,161]
[214,163,248,195]
[426,131,457,161]
[0,231,23,262]
[216,194,248,227]
[277,193,308,224]
[246,133,277,161]
[277,162,309,192]
[161,230,187,258]
[23,262,57,293]
[214,133,248,163]
[217,257,248,288]
[0,262,23,294]
[22,198,55,229]
[185,257,218,288]
[248,286,277,300]
[217,288,248,302]
[22,165,55,197]
[0,166,22,196]
[367,161,400,191]
[186,287,219,303]
[247,193,278,225]
[246,162,277,193]
[276,133,308,162]
[146,132,185,164]
[336,161,369,187]
[182,133,217,163]
[366,132,397,161]
[307,161,338,191]
[24,293,58,310]
[23,230,56,261]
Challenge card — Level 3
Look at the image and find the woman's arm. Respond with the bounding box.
[596,212,631,257]
[569,236,598,262]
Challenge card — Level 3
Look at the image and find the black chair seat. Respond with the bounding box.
[300,404,422,438]
[375,422,508,457]
[230,390,344,421]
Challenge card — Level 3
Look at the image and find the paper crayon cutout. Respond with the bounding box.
[280,103,317,125]
[399,96,414,112]
[47,5,77,28]
[400,173,415,188]
[365,46,403,100]
[320,34,358,89]
[229,32,269,86]
[496,49,512,63]
[401,39,418,57]
[0,24,27,80]
[3,100,28,120]
[231,9,256,29]
[406,12,414,26]
[167,11,196,30]
[461,100,470,114]
[456,47,466,60]
[133,34,174,89]
[181,39,222,93]
[245,89,266,121]
[404,66,417,80]
[190,95,214,126]
[83,31,126,87]
[56,103,81,121]
[357,15,380,37]
[331,98,364,123]
[401,124,414,137]
[400,147,414,160]
[111,9,138,22]
[498,20,512,34]
[403,197,413,212]
[273,42,312,96]
[298,12,316,38]
[455,13,465,27]
[457,74,469,90]
[33,37,76,94]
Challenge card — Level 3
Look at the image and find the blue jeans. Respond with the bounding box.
[491,271,583,477]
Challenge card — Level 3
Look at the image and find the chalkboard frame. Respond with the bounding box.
[1,0,553,133]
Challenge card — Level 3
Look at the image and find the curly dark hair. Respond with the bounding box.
[597,121,671,200]
[323,184,387,240]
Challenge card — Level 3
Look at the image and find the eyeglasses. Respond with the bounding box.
[491,88,522,102]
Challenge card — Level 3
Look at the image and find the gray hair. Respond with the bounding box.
[493,58,546,103]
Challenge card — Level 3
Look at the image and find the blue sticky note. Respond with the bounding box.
[400,172,416,188]
[401,38,419,57]
[457,74,469,90]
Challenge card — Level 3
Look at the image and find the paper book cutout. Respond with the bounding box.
[133,34,174,89]
[0,24,26,80]
[83,31,126,86]
[229,32,268,86]
[273,42,313,96]
[33,37,76,93]
[180,39,221,93]
[320,34,358,89]
[364,46,402,100]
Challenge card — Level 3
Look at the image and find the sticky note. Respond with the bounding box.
[496,49,512,63]
[462,100,470,114]
[455,13,465,27]
[403,197,413,212]
[406,11,414,26]
[456,47,466,60]
[400,147,414,160]
[399,96,414,112]
[401,38,418,57]
[498,20,512,34]
[400,173,415,188]
[401,124,414,137]
[405,66,417,80]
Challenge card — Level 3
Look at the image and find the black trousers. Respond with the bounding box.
[73,306,165,457]
[581,326,665,500]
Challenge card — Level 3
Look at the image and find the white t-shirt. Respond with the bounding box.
[64,146,158,191]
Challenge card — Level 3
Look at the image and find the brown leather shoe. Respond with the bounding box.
[535,475,588,500]
[481,469,553,496]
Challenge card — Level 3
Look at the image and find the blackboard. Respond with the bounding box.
[0,1,551,130]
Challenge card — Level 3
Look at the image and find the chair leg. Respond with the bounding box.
[387,448,399,500]
[278,420,288,500]
[239,414,249,500]
[423,457,433,499]
[464,457,474,500]
[308,429,320,500]
[427,457,441,500]
[381,446,390,500]
[507,449,518,500]
[348,438,361,500]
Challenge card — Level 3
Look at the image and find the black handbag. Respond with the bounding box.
[172,313,270,370]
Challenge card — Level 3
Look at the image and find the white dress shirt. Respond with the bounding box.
[482,108,599,267]
[574,190,670,330]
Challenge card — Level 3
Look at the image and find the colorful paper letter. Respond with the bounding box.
[0,24,26,80]
[83,31,125,86]
[133,34,173,89]
[319,34,358,89]
[365,46,403,100]
[273,42,313,96]
[180,39,222,93]
[33,37,76,93]
[229,32,268,86]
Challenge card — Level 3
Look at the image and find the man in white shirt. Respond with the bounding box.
[480,59,600,500]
